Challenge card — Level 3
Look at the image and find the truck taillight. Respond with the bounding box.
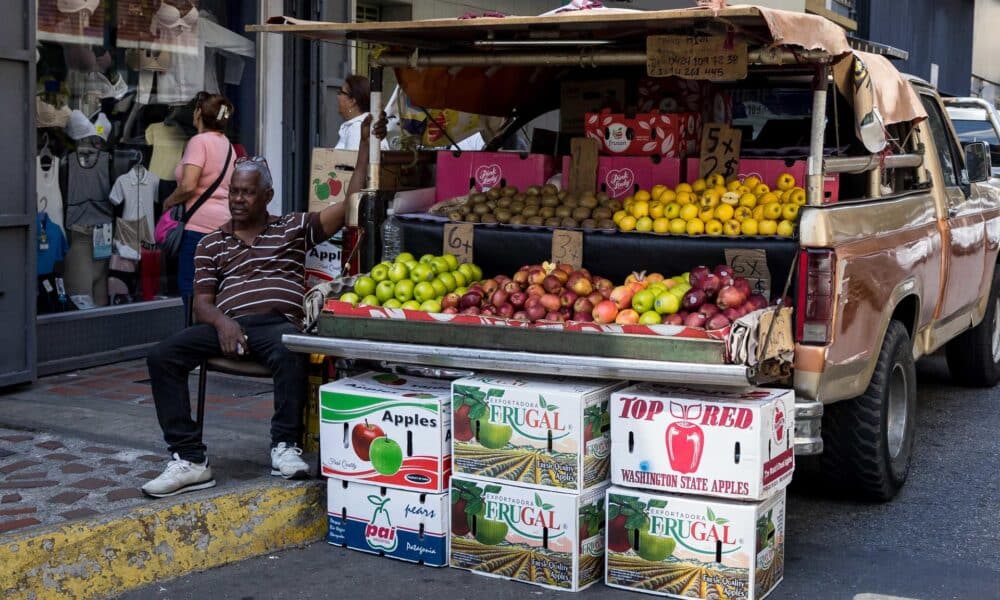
[341,226,363,276]
[796,249,835,344]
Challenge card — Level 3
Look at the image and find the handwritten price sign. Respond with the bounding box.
[443,223,474,265]
[725,248,771,299]
[647,35,748,81]
[551,229,583,269]
[700,123,742,181]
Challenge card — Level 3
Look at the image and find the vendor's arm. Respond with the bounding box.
[318,112,387,238]
[164,163,202,209]
[193,292,244,357]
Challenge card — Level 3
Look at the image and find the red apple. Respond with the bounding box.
[443,306,459,315]
[593,300,619,324]
[503,280,521,294]
[587,291,605,306]
[480,279,498,295]
[699,303,720,317]
[557,263,575,274]
[714,264,734,281]
[508,291,527,308]
[498,303,515,318]
[574,297,594,315]
[716,285,748,310]
[560,290,578,309]
[700,274,722,298]
[664,313,685,325]
[723,307,742,321]
[689,265,711,289]
[615,309,640,325]
[441,292,461,310]
[747,294,769,311]
[545,311,564,322]
[481,305,496,317]
[490,289,509,308]
[528,267,547,285]
[552,269,569,284]
[525,304,546,321]
[609,286,634,310]
[543,274,563,294]
[733,277,751,296]
[512,310,529,321]
[567,273,594,296]
[572,310,594,322]
[540,293,562,312]
[461,306,480,316]
[684,312,708,328]
[682,289,707,311]
[513,268,530,286]
[351,420,385,461]
[526,283,546,298]
[460,291,482,310]
[593,277,614,293]
[706,313,732,330]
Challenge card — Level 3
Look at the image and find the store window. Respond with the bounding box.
[34,0,257,314]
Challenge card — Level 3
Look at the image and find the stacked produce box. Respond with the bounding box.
[448,375,625,591]
[319,371,453,566]
[605,385,795,599]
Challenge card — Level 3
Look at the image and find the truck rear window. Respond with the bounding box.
[950,119,1000,145]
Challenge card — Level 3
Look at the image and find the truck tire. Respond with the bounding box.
[821,321,916,501]
[945,268,1000,387]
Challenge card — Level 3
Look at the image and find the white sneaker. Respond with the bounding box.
[271,443,309,479]
[141,453,216,498]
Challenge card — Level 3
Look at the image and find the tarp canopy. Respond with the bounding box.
[250,4,926,137]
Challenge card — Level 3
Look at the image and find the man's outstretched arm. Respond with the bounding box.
[318,112,387,238]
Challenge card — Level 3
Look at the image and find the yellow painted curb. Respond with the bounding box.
[0,480,326,600]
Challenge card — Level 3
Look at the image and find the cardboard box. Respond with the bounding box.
[585,111,693,157]
[319,371,452,492]
[450,476,609,591]
[435,151,556,201]
[327,477,449,567]
[605,487,786,600]
[452,375,624,493]
[305,230,343,289]
[611,384,794,501]
[561,155,683,199]
[561,79,627,135]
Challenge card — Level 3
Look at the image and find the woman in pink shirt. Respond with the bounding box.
[163,92,236,311]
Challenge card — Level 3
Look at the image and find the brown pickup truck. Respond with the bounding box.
[260,6,1000,501]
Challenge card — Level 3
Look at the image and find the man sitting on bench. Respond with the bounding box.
[142,116,382,498]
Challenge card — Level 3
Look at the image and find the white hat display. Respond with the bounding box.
[56,0,99,14]
[93,112,112,141]
[36,97,72,129]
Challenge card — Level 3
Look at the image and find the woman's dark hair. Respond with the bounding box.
[344,75,371,113]
[195,92,234,132]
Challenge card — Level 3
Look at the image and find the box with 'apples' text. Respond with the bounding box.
[327,477,449,566]
[319,371,452,492]
[610,384,794,501]
[605,486,786,600]
[450,475,609,591]
[452,375,624,493]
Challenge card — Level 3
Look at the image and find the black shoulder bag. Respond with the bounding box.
[160,143,233,260]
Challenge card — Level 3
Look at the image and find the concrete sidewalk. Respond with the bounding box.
[0,359,327,600]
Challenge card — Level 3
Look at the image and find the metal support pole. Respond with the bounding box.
[368,65,383,190]
[807,65,830,207]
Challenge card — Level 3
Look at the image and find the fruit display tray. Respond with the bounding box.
[319,300,729,365]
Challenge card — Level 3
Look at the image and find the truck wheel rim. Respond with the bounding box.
[887,362,908,460]
[991,298,1000,363]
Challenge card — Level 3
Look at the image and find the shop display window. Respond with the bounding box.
[34,0,256,313]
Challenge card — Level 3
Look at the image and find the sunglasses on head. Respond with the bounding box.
[235,155,269,167]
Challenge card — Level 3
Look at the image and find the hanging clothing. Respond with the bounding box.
[37,156,65,234]
[65,150,112,228]
[37,212,69,276]
[64,225,110,306]
[145,122,188,181]
[110,166,159,260]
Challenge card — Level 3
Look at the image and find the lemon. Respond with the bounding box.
[777,219,796,236]
[741,218,759,236]
[669,218,688,234]
[705,219,723,236]
[664,202,681,219]
[758,219,778,236]
[652,217,670,233]
[714,204,734,221]
[675,182,693,194]
[686,218,706,235]
[679,203,700,221]
[618,215,637,232]
[631,201,650,219]
[613,210,627,224]
[649,202,665,219]
[692,178,707,193]
[739,193,757,209]
[635,216,654,232]
[634,190,652,203]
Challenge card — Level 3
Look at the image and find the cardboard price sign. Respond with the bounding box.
[646,34,748,81]
[443,223,475,264]
[551,229,584,269]
[757,307,794,362]
[699,123,742,180]
[725,248,772,299]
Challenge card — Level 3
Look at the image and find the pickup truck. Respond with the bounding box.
[944,96,1000,176]
[256,6,1000,501]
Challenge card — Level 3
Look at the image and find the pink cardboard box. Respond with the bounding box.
[685,158,840,203]
[435,152,555,201]
[584,110,691,157]
[562,155,682,199]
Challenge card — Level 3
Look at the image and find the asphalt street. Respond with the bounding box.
[117,355,1000,600]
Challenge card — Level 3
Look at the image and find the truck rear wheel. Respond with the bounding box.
[821,321,916,501]
[945,268,1000,387]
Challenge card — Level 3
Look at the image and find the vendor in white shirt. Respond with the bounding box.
[334,75,374,150]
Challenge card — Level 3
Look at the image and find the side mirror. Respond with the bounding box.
[965,141,992,183]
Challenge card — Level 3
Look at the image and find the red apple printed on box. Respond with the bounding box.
[452,384,500,444]
[578,500,604,555]
[450,479,485,538]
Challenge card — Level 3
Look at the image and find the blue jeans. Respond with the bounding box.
[178,229,206,317]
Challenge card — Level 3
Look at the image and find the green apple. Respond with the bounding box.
[454,286,468,296]
[394,252,415,264]
[469,264,483,282]
[647,284,667,297]
[474,418,513,450]
[368,437,403,475]
[383,299,402,309]
[354,276,376,298]
[419,299,442,313]
[639,311,661,325]
[410,263,434,283]
[452,271,468,288]
[430,279,448,297]
[370,264,390,283]
[419,253,436,264]
[388,263,409,283]
[443,254,459,272]
[340,292,359,305]
[473,517,509,546]
[430,256,450,275]
[458,264,475,282]
[654,292,680,315]
[404,261,419,272]
[637,527,676,562]
[669,283,691,298]
[375,280,396,304]
[360,295,379,307]
[631,289,656,313]
[437,272,457,292]
[402,300,422,310]
[413,281,437,303]
[394,279,415,302]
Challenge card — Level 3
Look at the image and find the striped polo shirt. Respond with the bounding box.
[193,212,326,326]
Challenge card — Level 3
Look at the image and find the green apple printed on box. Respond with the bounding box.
[319,372,451,492]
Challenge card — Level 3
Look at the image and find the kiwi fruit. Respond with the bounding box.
[597,218,616,229]
[525,185,540,196]
[581,218,598,229]
[542,184,559,196]
[541,195,559,207]
[486,188,501,200]
[596,191,610,203]
[509,215,526,225]
[497,198,512,209]
[501,186,517,197]
[544,217,562,227]
[539,206,556,219]
[481,213,499,224]
[470,193,487,203]
[472,203,490,216]
[557,190,568,201]
[494,209,513,223]
[526,216,545,226]
[561,217,579,228]
[509,201,525,213]
[513,192,527,202]
[466,214,481,223]
[562,196,579,209]
[571,207,590,221]
[555,205,572,218]
[607,199,624,212]
[521,206,539,218]
[579,195,598,209]
[592,207,612,220]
